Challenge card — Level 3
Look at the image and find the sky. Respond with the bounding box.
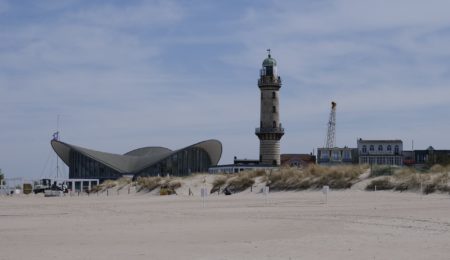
[1,0,450,179]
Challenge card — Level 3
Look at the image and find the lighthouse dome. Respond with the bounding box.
[262,54,277,67]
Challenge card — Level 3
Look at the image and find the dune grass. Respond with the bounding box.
[210,175,229,194]
[267,165,365,191]
[370,165,395,177]
[136,176,162,192]
[366,178,394,191]
[226,173,255,192]
[365,165,449,194]
[135,176,182,194]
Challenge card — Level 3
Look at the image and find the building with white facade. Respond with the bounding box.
[357,139,403,166]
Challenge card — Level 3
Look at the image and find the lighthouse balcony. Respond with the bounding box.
[255,127,285,134]
[258,76,282,85]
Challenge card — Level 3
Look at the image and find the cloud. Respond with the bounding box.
[1,0,450,179]
[66,1,183,29]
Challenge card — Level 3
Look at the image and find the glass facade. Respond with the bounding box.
[68,147,212,180]
[69,150,121,180]
[135,147,211,177]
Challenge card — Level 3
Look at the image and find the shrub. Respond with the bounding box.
[248,169,267,178]
[117,177,132,190]
[432,172,449,193]
[370,166,394,177]
[226,174,255,192]
[102,180,117,189]
[267,168,309,191]
[423,184,436,194]
[394,167,416,177]
[160,188,175,195]
[210,175,228,194]
[117,177,132,185]
[136,177,161,192]
[394,183,408,192]
[152,179,181,195]
[366,178,394,191]
[430,164,445,173]
[167,180,181,190]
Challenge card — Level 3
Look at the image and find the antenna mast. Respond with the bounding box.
[56,115,60,179]
[324,101,337,148]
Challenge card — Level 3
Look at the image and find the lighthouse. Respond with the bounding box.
[255,50,284,165]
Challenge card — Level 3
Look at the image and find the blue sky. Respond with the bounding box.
[1,0,450,179]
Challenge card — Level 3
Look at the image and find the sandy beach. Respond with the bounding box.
[1,190,449,260]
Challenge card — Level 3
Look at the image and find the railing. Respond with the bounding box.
[255,127,285,134]
[258,76,282,85]
[359,151,401,155]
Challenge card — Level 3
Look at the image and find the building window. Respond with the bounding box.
[272,160,277,165]
[273,121,276,128]
[387,145,392,151]
[378,145,383,152]
[272,106,276,113]
[394,145,399,154]
[362,145,367,153]
[261,92,263,100]
[343,150,350,159]
[272,92,276,99]
[370,145,374,151]
[332,151,340,160]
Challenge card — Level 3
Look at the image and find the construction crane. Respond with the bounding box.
[324,101,337,148]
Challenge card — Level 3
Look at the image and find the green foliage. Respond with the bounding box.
[366,178,394,191]
[370,166,395,177]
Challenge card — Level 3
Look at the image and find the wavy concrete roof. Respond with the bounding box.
[51,139,222,174]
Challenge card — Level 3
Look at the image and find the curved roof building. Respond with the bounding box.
[51,139,222,180]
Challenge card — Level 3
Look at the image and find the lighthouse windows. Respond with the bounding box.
[272,106,276,113]
[273,121,276,128]
[272,92,276,99]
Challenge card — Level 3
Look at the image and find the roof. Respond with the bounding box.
[357,139,402,143]
[262,54,277,67]
[51,139,222,174]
